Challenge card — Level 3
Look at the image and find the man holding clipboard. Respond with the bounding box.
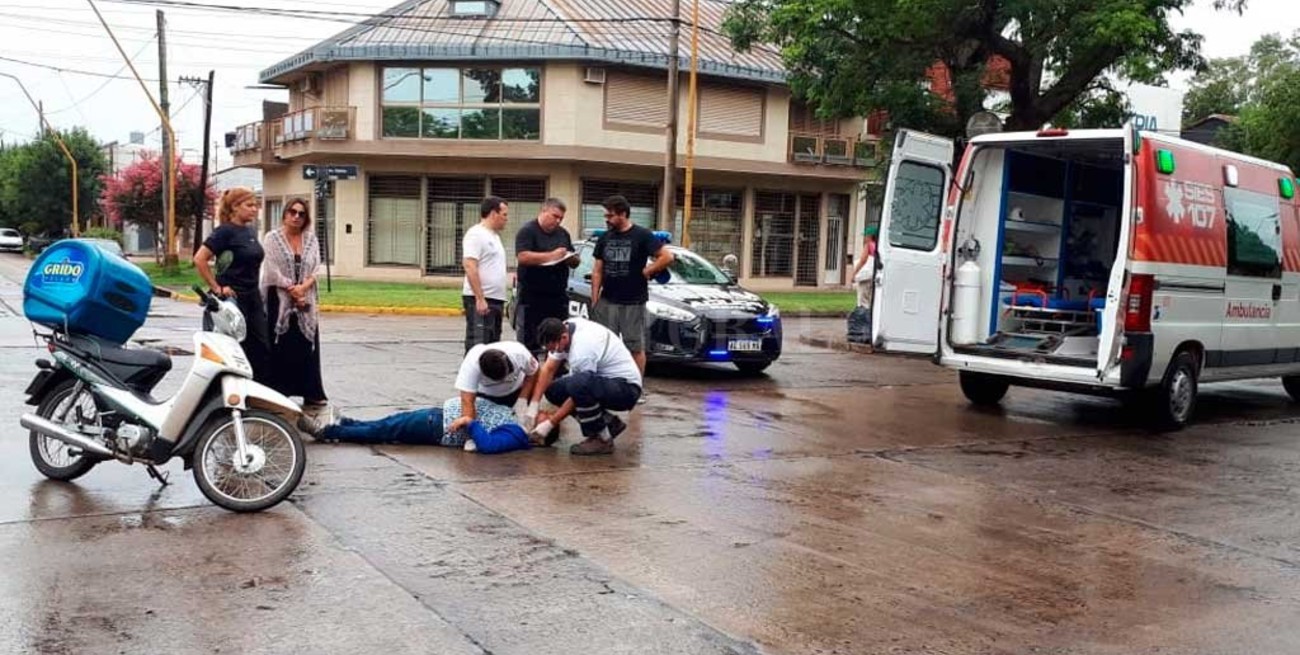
[514,198,579,355]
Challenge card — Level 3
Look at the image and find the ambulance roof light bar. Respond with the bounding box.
[1037,127,1069,137]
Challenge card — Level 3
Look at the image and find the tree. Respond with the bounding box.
[0,128,108,236]
[725,0,1248,138]
[1182,33,1298,123]
[100,151,215,262]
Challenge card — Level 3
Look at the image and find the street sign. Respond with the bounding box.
[324,164,359,180]
[302,164,318,180]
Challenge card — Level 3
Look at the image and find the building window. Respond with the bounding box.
[580,180,659,236]
[382,66,541,140]
[450,0,499,17]
[753,192,796,277]
[675,188,743,266]
[886,161,944,252]
[368,176,422,267]
[420,176,547,275]
[1224,187,1282,278]
[488,177,548,262]
[263,199,283,236]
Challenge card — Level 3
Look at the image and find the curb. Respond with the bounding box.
[798,334,875,354]
[168,292,464,317]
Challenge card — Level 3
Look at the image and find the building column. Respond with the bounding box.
[740,186,756,283]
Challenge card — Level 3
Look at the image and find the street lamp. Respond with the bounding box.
[0,73,80,237]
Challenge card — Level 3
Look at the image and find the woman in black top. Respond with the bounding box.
[260,198,328,422]
[194,186,271,382]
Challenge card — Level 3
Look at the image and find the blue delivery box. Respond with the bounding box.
[23,240,152,344]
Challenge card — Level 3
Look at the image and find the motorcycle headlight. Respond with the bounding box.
[645,300,696,322]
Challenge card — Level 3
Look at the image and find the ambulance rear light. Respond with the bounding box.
[1124,274,1155,333]
[1037,127,1069,137]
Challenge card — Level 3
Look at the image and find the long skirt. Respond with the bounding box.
[266,291,327,404]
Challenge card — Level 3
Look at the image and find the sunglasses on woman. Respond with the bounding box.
[286,208,307,218]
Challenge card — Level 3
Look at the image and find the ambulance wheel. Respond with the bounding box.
[1153,352,1198,430]
[1283,376,1300,402]
[959,371,1009,406]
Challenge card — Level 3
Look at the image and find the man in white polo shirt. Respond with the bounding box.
[462,196,509,353]
[449,341,540,451]
[525,317,642,456]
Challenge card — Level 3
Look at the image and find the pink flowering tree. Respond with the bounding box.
[100,152,214,262]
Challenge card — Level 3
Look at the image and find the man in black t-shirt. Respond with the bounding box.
[592,195,675,375]
[514,198,578,354]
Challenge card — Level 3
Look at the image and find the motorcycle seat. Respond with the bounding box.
[67,333,172,374]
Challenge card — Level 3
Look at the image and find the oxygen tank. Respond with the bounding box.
[951,259,982,345]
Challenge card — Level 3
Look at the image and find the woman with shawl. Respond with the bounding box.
[261,198,330,425]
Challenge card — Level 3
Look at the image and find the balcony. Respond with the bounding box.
[229,106,356,167]
[788,133,882,168]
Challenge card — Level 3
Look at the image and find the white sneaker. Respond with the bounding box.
[463,439,478,452]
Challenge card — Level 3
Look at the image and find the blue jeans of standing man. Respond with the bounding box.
[543,372,641,438]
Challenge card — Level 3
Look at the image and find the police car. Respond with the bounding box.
[566,231,782,374]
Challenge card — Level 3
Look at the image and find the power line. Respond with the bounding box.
[0,54,162,82]
[99,0,678,24]
[46,32,158,115]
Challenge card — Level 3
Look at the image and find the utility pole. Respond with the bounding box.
[182,71,214,255]
[659,0,681,231]
[157,9,177,265]
[682,0,701,249]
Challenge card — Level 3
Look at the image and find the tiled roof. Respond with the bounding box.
[260,0,787,84]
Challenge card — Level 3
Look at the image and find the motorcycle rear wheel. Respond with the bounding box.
[192,409,305,513]
[29,379,100,481]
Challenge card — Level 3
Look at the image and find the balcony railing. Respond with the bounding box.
[788,133,882,168]
[229,106,356,163]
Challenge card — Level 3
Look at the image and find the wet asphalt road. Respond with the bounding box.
[2,253,1300,654]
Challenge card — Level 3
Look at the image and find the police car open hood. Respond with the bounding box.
[650,284,770,316]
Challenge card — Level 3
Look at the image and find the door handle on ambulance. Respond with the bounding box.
[1273,284,1282,302]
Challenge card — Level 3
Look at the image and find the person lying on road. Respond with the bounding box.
[307,396,531,454]
[529,317,642,456]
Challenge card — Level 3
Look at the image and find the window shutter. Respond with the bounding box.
[605,73,667,128]
[699,85,764,138]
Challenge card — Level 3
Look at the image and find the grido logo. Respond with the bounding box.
[42,258,85,285]
[1226,302,1271,320]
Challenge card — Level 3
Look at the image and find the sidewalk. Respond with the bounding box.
[795,317,875,354]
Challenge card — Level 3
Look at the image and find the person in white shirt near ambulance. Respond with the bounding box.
[461,196,510,353]
[525,317,642,456]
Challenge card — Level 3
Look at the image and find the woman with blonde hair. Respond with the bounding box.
[261,198,330,427]
[194,186,271,381]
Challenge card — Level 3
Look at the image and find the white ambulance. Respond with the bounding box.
[871,125,1300,428]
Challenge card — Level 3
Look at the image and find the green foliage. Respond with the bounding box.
[724,0,1247,138]
[0,128,107,235]
[83,227,124,245]
[1192,31,1300,173]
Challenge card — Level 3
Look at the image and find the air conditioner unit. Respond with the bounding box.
[583,67,607,84]
[298,73,321,96]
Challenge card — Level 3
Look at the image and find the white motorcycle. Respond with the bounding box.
[21,286,306,513]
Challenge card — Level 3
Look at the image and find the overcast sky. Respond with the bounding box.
[0,0,1295,164]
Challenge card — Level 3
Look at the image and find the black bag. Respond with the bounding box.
[846,306,872,344]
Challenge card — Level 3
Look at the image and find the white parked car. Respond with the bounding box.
[0,228,24,252]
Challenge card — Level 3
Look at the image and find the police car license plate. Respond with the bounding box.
[728,338,762,352]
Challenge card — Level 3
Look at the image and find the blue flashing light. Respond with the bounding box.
[653,230,673,243]
[708,349,730,360]
[590,228,607,239]
[755,317,776,325]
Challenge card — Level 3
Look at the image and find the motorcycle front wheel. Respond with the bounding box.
[192,409,305,513]
[29,379,100,481]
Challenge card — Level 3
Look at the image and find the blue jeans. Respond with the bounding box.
[321,408,443,445]
[544,372,641,437]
